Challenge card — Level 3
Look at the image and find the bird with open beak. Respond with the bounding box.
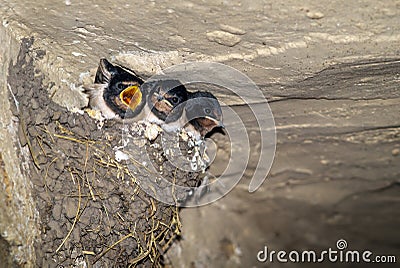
[184,91,224,140]
[85,58,145,120]
[86,59,224,139]
[86,60,189,125]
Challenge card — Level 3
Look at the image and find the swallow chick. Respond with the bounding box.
[184,91,224,140]
[141,79,188,132]
[85,58,145,120]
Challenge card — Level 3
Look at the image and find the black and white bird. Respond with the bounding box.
[86,59,188,124]
[140,79,188,132]
[184,91,224,140]
[86,58,145,119]
[86,59,224,139]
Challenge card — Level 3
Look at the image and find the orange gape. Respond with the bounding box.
[120,85,142,111]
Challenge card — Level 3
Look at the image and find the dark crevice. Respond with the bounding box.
[0,236,19,268]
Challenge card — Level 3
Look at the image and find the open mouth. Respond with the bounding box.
[204,116,224,128]
[196,116,224,137]
[119,85,142,110]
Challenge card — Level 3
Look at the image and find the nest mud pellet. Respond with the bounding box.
[7,39,204,267]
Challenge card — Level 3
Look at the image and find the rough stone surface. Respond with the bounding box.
[0,28,39,268]
[219,24,246,35]
[206,31,242,47]
[0,0,400,267]
[306,11,325,19]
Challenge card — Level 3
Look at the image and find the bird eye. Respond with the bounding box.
[204,108,212,114]
[171,97,179,104]
[116,82,125,90]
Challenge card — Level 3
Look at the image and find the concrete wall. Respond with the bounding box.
[0,27,39,267]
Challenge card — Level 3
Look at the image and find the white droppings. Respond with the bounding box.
[115,150,129,162]
[70,107,84,115]
[7,83,19,111]
[72,52,86,57]
[190,161,198,171]
[144,124,161,141]
[180,131,189,142]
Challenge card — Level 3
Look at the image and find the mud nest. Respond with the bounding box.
[8,38,204,267]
